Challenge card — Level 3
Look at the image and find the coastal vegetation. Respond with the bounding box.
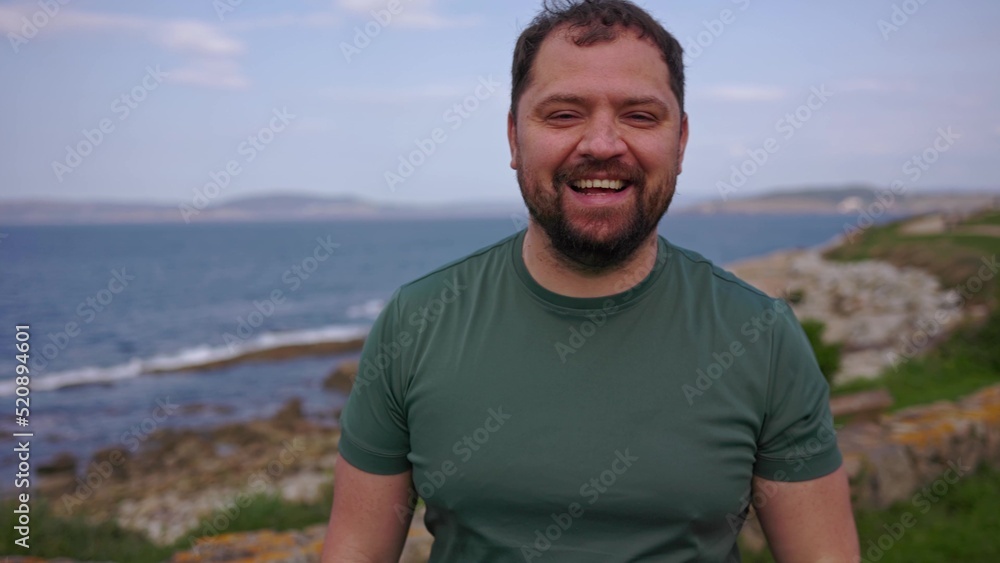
[0,493,335,562]
[827,209,1000,410]
[742,464,1000,563]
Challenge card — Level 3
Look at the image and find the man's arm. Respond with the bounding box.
[752,465,860,563]
[321,453,414,562]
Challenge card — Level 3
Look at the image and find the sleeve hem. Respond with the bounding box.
[753,448,842,482]
[338,431,411,475]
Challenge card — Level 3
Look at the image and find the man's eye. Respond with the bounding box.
[628,113,656,123]
[550,113,576,120]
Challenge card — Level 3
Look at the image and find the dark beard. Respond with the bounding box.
[518,161,674,273]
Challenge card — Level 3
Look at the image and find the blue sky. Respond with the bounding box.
[1,0,998,208]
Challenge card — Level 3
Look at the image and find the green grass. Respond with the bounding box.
[831,308,1000,411]
[741,464,1000,562]
[807,212,1000,560]
[965,209,1000,227]
[826,227,998,308]
[0,497,175,561]
[0,490,334,562]
[187,490,333,539]
[826,211,1000,409]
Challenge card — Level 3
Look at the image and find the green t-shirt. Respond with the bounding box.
[339,229,841,562]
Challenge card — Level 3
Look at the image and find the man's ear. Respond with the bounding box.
[507,111,518,170]
[676,112,689,175]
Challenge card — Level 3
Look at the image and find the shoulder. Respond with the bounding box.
[392,231,519,307]
[664,238,781,311]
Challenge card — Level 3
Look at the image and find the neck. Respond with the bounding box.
[521,222,660,298]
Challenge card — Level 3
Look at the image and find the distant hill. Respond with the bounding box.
[0,193,525,226]
[685,186,1000,216]
[1,187,997,225]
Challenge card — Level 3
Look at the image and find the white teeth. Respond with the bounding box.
[570,179,625,191]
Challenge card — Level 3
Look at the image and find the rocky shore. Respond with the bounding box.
[29,376,433,562]
[729,247,968,383]
[35,399,339,546]
[16,210,1000,562]
[30,358,999,563]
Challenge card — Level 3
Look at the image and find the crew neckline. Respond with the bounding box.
[510,229,670,316]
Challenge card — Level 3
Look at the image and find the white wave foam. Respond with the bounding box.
[0,324,370,397]
[346,299,385,320]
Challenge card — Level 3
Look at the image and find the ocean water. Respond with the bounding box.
[0,213,866,478]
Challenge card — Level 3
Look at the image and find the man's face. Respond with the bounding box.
[508,26,688,271]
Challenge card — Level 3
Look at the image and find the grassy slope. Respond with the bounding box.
[0,492,334,562]
[742,464,1000,563]
[967,213,1000,227]
[826,209,1000,409]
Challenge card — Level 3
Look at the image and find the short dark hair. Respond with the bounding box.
[510,0,685,119]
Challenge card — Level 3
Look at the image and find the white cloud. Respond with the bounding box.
[0,5,28,33]
[336,0,479,29]
[834,79,915,94]
[154,20,244,57]
[0,4,251,89]
[168,58,249,90]
[727,143,748,158]
[319,83,476,103]
[0,5,145,34]
[0,5,199,36]
[702,85,788,102]
[392,12,480,29]
[338,0,392,12]
[223,12,343,31]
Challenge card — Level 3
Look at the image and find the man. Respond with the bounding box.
[323,1,859,561]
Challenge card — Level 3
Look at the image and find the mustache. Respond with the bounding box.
[552,161,646,187]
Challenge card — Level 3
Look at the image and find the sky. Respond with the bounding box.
[1,0,998,208]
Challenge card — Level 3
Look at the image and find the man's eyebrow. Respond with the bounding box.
[535,93,588,108]
[534,94,671,115]
[622,96,671,115]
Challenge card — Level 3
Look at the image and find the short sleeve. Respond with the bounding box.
[754,301,842,482]
[338,289,412,475]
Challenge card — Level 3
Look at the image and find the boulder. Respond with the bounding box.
[323,360,359,394]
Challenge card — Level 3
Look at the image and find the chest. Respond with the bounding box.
[402,310,767,530]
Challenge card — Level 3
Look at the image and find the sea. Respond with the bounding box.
[0,213,869,482]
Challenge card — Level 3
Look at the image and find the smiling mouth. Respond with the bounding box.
[568,178,631,195]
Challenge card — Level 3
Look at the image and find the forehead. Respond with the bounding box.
[523,26,673,105]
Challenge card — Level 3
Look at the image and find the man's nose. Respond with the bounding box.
[576,115,627,161]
